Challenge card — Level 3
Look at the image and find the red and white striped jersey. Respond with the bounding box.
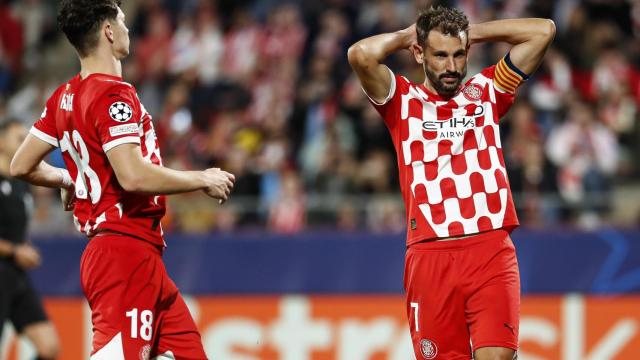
[368,56,526,245]
[31,73,166,246]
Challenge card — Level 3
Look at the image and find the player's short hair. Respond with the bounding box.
[57,0,122,57]
[416,6,469,47]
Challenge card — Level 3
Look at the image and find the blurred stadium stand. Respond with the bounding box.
[2,0,640,359]
[1,0,640,235]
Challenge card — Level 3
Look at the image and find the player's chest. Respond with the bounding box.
[400,83,494,140]
[400,100,493,144]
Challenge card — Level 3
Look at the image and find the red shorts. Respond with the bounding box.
[80,234,207,359]
[404,229,520,359]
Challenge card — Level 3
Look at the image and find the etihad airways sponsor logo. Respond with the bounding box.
[421,106,485,139]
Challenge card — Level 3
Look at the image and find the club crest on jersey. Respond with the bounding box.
[463,83,483,101]
[139,344,151,360]
[109,101,133,122]
[420,339,438,359]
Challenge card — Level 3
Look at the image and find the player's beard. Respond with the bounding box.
[424,63,467,97]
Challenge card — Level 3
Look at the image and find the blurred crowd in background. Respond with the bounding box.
[1,0,640,236]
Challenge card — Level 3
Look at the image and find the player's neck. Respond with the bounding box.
[79,53,122,80]
[423,80,439,95]
[422,80,455,100]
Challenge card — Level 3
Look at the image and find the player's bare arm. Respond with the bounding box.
[347,24,416,103]
[469,18,556,76]
[106,143,235,202]
[10,134,73,190]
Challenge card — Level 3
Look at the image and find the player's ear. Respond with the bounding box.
[104,21,115,44]
[411,43,424,65]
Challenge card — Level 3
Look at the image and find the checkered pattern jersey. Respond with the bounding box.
[367,54,527,244]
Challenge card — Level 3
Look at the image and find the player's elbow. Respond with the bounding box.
[347,43,369,69]
[116,171,146,193]
[9,156,31,179]
[539,19,556,41]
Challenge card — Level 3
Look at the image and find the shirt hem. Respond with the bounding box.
[405,222,520,247]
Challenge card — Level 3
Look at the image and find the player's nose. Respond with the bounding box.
[445,57,456,72]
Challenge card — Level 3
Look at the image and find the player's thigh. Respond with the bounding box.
[154,292,206,360]
[82,237,166,358]
[405,247,471,360]
[474,346,516,360]
[466,239,520,352]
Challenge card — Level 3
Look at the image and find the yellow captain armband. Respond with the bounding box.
[494,53,530,94]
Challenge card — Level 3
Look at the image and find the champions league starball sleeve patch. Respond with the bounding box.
[109,101,134,122]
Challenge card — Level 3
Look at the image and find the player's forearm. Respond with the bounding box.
[120,162,206,195]
[470,18,555,76]
[10,160,73,189]
[469,18,555,46]
[348,27,414,68]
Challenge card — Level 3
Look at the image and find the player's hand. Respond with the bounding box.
[201,168,236,204]
[60,185,76,211]
[13,244,41,270]
[403,23,418,50]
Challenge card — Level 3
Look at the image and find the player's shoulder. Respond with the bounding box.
[392,70,414,88]
[468,66,498,86]
[90,76,136,98]
[86,76,139,111]
[452,67,504,104]
[48,75,80,101]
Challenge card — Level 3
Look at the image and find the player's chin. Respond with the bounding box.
[116,47,130,59]
[437,81,460,96]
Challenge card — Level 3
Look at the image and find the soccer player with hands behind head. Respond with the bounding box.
[10,0,234,358]
[349,6,554,360]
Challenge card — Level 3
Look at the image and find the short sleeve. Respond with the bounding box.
[363,68,408,130]
[484,53,529,117]
[30,92,60,147]
[93,83,142,153]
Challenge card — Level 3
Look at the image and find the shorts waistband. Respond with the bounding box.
[88,232,163,255]
[408,229,510,251]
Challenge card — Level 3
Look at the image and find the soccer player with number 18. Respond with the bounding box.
[348,6,555,360]
[10,0,235,358]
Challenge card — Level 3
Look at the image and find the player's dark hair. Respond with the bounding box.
[0,119,22,135]
[57,0,122,57]
[416,6,469,47]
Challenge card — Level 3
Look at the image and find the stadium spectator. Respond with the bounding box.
[546,99,619,227]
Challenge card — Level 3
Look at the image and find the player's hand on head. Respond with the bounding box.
[60,185,76,211]
[405,23,418,49]
[201,168,236,204]
[14,243,41,270]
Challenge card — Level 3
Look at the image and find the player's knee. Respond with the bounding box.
[474,347,516,360]
[23,322,60,358]
[36,341,60,359]
[33,335,60,359]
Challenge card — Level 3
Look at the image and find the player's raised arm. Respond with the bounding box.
[10,134,73,190]
[106,143,235,202]
[469,18,556,77]
[347,25,416,103]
